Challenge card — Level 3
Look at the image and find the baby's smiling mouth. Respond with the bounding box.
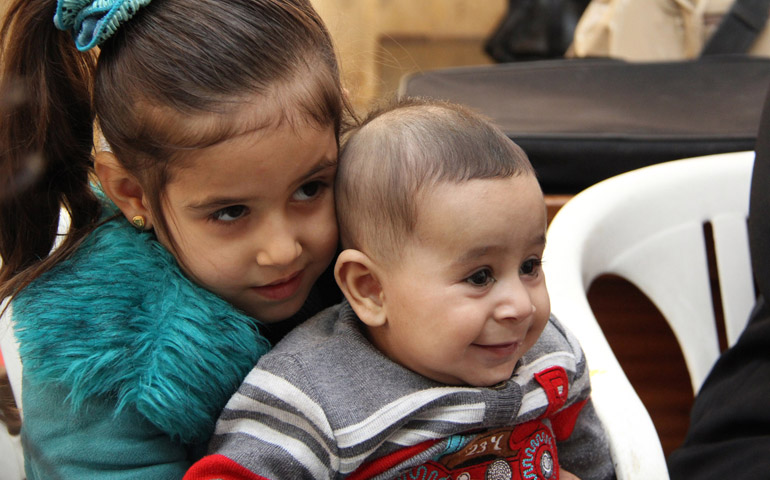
[473,341,520,358]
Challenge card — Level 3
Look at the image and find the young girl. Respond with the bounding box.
[0,0,349,478]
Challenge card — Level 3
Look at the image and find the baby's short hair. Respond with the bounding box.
[336,97,535,261]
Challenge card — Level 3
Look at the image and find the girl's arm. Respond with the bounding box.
[22,382,191,480]
[561,469,582,480]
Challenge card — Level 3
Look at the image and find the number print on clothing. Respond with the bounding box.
[396,420,559,480]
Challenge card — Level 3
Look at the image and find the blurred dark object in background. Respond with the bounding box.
[401,56,770,193]
[485,0,590,62]
[0,78,44,203]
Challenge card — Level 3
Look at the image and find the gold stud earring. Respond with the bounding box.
[131,215,146,230]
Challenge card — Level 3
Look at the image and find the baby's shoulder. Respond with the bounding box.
[266,303,345,355]
[257,302,367,376]
[535,314,584,355]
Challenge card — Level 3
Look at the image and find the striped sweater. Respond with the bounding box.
[186,302,614,480]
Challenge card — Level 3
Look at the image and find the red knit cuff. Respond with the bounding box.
[184,454,271,480]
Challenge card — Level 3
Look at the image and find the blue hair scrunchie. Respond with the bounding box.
[54,0,152,52]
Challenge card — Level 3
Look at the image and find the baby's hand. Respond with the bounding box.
[560,469,581,480]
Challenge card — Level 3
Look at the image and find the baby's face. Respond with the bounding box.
[371,174,550,387]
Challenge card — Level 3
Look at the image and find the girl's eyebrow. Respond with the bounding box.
[299,155,338,182]
[186,196,251,211]
[186,155,338,212]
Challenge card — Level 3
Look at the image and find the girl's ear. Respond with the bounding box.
[94,151,154,229]
[334,249,387,327]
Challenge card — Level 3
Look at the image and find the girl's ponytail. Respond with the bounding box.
[0,0,101,298]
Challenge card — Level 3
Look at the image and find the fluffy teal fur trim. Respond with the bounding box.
[12,214,271,444]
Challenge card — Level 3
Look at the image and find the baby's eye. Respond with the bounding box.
[466,268,495,287]
[211,205,248,223]
[520,258,542,276]
[293,181,324,201]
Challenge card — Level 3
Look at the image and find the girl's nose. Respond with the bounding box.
[256,241,302,267]
[255,220,302,267]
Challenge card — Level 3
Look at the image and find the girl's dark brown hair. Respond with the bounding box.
[0,0,350,300]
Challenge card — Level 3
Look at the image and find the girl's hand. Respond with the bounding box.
[560,469,582,480]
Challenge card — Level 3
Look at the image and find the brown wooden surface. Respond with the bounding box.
[588,275,693,457]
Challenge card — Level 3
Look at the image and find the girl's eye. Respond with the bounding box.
[466,268,495,287]
[211,205,248,223]
[293,181,324,201]
[520,258,542,276]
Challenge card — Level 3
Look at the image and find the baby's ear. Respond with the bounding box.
[334,249,387,327]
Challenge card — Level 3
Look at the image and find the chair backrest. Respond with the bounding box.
[542,151,755,480]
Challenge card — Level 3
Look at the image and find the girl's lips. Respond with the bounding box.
[252,271,304,301]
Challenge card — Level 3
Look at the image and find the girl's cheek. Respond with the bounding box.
[318,219,339,256]
[320,201,340,244]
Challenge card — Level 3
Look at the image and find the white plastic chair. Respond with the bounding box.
[543,151,756,480]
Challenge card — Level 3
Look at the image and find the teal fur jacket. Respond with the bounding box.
[12,208,271,478]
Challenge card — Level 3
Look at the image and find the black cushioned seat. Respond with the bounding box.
[400,56,770,193]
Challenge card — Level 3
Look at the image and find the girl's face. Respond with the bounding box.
[156,117,339,323]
